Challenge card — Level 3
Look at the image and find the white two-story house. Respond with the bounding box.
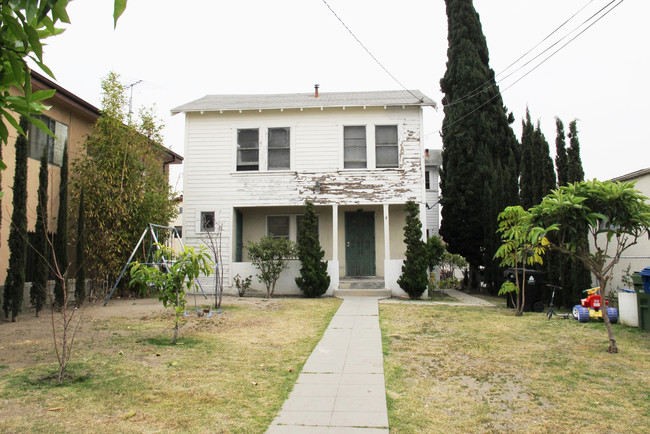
[172,88,436,296]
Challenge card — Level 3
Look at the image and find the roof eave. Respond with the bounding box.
[172,103,434,115]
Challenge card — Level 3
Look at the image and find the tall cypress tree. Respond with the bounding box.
[439,0,519,290]
[554,118,568,187]
[3,117,29,321]
[31,146,49,316]
[565,120,592,306]
[519,109,536,209]
[567,120,585,184]
[520,111,556,210]
[295,201,330,298]
[53,142,68,307]
[551,118,592,307]
[397,201,428,299]
[532,121,556,200]
[74,189,86,306]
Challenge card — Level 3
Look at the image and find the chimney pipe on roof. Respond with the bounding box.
[314,84,319,98]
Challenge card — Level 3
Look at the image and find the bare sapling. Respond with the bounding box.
[201,216,224,310]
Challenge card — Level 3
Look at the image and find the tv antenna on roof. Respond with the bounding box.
[126,79,143,123]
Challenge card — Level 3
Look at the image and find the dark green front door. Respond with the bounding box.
[345,211,375,276]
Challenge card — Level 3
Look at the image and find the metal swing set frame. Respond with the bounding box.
[103,223,216,317]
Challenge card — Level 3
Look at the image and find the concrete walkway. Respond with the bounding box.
[380,289,495,307]
[267,297,389,433]
[442,289,495,306]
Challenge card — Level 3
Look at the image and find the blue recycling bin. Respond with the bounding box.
[641,267,650,294]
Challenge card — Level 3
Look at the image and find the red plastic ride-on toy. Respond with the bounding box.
[572,287,618,323]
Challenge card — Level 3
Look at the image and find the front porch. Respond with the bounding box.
[227,202,423,297]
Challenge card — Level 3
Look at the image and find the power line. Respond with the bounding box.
[495,0,596,80]
[436,0,625,135]
[320,0,423,103]
[445,0,609,110]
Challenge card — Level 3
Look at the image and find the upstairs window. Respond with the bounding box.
[375,125,398,168]
[425,171,430,190]
[267,215,290,239]
[29,115,68,166]
[344,126,366,169]
[268,127,290,170]
[237,128,259,171]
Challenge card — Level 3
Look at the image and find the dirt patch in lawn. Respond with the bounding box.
[0,296,342,433]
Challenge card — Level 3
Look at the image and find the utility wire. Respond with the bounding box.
[445,0,611,110]
[320,0,424,103]
[437,0,625,135]
[495,0,596,79]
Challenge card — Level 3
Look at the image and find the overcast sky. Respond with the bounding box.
[36,0,647,191]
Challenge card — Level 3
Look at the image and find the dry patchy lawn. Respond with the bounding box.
[380,299,650,433]
[0,296,341,433]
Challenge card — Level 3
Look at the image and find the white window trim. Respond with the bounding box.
[375,124,400,169]
[233,125,295,173]
[197,210,217,233]
[339,123,401,170]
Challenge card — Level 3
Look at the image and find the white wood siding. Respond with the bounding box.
[182,105,426,288]
[425,168,440,236]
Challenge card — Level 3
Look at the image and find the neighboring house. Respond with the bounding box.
[424,148,442,239]
[0,71,182,301]
[605,168,650,290]
[172,88,436,296]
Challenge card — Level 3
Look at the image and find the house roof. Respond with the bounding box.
[171,90,436,114]
[31,70,101,120]
[610,167,650,182]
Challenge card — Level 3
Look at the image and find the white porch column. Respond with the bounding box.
[332,204,339,262]
[384,203,390,290]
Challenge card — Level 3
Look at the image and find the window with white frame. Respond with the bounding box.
[344,125,366,169]
[237,128,259,171]
[375,125,398,168]
[425,171,430,190]
[29,114,68,167]
[200,211,215,232]
[268,127,290,170]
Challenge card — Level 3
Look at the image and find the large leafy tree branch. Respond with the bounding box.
[0,0,127,174]
[530,180,650,353]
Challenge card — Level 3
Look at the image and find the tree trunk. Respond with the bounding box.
[599,283,618,353]
[172,290,180,344]
[172,321,179,344]
[518,268,527,317]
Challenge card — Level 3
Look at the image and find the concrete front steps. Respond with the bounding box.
[334,277,392,297]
